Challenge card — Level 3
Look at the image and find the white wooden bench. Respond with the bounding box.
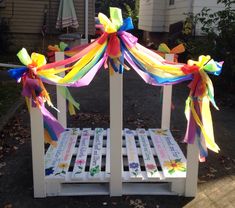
[30,53,199,197]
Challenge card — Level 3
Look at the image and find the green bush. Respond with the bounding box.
[95,0,139,27]
[179,0,235,91]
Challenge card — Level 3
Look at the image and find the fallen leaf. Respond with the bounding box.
[206,173,215,178]
[224,166,231,170]
[4,204,13,208]
[130,200,135,205]
[0,162,6,168]
[209,167,217,173]
[13,146,18,150]
[198,178,207,183]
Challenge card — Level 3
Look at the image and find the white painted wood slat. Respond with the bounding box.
[149,129,186,178]
[137,129,160,179]
[53,129,79,179]
[163,130,186,160]
[125,129,142,179]
[45,131,67,169]
[105,129,110,178]
[72,128,91,179]
[45,131,70,178]
[89,128,104,179]
[155,129,186,178]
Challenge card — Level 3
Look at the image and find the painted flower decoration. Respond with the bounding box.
[45,167,54,176]
[129,162,139,169]
[146,164,157,170]
[163,159,186,174]
[74,160,85,175]
[90,165,100,176]
[54,163,68,175]
[129,162,140,177]
[146,163,158,176]
[75,159,85,165]
[58,162,68,169]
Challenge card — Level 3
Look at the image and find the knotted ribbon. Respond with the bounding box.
[8,7,223,160]
[156,43,185,62]
[8,48,80,146]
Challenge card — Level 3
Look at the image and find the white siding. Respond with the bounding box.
[138,0,166,32]
[0,0,95,51]
[164,0,189,32]
[0,0,95,35]
[193,0,229,35]
[138,0,232,34]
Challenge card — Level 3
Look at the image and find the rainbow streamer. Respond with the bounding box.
[8,7,223,161]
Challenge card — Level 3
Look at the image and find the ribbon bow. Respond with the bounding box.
[156,43,185,62]
[183,55,223,161]
[47,42,70,62]
[8,7,223,161]
[8,48,80,146]
[9,48,52,107]
[96,8,136,73]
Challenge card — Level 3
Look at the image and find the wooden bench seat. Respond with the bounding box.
[44,128,187,184]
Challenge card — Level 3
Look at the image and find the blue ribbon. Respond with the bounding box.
[8,67,28,81]
[118,17,134,32]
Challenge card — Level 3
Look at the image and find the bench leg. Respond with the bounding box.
[46,181,61,196]
[171,179,185,195]
[185,142,199,197]
[109,72,123,196]
[30,106,46,198]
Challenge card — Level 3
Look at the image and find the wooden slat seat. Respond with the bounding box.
[149,129,187,179]
[45,128,186,185]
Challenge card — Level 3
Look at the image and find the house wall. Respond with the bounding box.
[193,0,228,35]
[138,0,166,32]
[164,0,189,32]
[0,0,95,52]
[138,0,231,35]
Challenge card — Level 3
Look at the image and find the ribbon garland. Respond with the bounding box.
[8,7,223,161]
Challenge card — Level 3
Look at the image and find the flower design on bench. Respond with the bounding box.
[129,162,140,177]
[54,162,68,175]
[90,165,100,176]
[146,163,158,176]
[163,159,186,175]
[45,167,54,176]
[75,159,86,175]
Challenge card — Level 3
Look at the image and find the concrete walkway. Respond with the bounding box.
[0,70,234,207]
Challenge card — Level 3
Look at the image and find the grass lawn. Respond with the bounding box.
[0,81,22,117]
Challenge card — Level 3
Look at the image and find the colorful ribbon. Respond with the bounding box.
[8,7,223,161]
[8,48,80,146]
[154,43,185,62]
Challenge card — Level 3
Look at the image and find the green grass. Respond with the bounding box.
[0,82,22,117]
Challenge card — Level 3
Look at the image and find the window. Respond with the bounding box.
[169,0,175,6]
